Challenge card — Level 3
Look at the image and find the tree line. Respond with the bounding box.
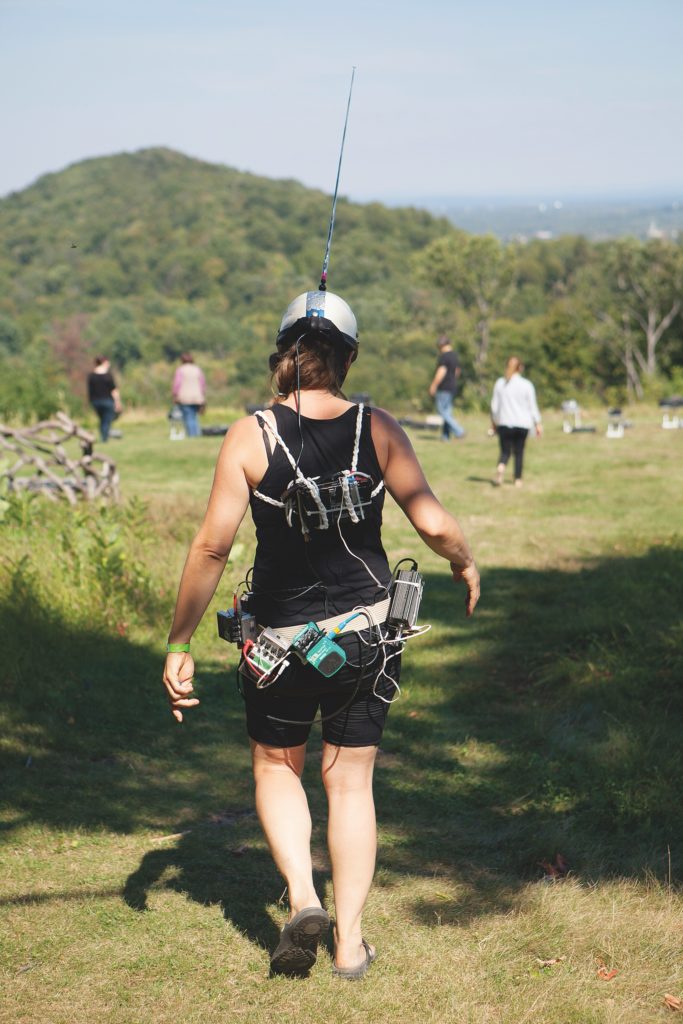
[0,147,681,421]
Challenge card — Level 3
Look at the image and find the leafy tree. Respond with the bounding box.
[0,314,23,355]
[49,314,92,396]
[87,305,143,369]
[418,233,517,375]
[2,146,683,419]
[596,239,683,391]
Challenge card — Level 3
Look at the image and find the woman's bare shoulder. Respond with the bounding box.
[370,406,402,433]
[223,413,264,440]
[216,414,269,487]
[217,413,268,462]
[370,406,413,443]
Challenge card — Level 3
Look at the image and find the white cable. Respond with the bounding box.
[252,652,291,689]
[372,639,403,704]
[404,623,432,637]
[336,507,386,591]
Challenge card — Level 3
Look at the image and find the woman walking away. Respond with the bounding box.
[87,356,122,442]
[162,289,480,980]
[490,356,542,487]
[172,352,206,438]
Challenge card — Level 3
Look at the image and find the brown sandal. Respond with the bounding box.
[270,907,330,976]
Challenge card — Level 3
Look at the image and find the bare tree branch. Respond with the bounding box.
[0,414,119,503]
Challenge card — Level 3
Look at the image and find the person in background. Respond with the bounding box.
[172,353,206,438]
[87,356,122,442]
[490,356,543,487]
[428,335,465,441]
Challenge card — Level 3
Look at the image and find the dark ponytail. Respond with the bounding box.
[269,334,349,396]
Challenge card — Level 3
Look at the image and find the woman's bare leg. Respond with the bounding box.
[322,742,378,968]
[250,740,322,917]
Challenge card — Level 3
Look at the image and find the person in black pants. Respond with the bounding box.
[497,426,529,481]
[490,356,542,487]
[87,356,122,442]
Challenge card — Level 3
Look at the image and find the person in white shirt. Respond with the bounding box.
[490,356,542,487]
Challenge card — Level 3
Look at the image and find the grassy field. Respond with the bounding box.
[1,405,682,1024]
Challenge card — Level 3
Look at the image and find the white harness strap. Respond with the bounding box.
[350,403,364,472]
[340,471,359,523]
[253,410,328,533]
[253,490,285,509]
[251,403,383,527]
[352,404,384,497]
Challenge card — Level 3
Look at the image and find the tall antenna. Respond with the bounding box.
[319,67,356,292]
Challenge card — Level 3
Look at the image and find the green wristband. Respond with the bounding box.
[166,643,191,653]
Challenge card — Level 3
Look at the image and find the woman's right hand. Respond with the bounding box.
[162,653,199,723]
[451,561,480,617]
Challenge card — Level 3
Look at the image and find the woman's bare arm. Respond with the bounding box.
[162,417,261,721]
[371,408,480,615]
[166,417,259,644]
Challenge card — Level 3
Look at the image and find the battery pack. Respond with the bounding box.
[216,608,258,647]
[217,608,242,644]
[387,569,423,632]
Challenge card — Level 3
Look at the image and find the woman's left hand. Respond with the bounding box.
[162,652,200,723]
[451,561,480,618]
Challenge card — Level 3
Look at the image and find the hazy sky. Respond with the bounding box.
[1,0,682,201]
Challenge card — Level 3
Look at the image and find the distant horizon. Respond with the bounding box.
[2,146,682,210]
[376,189,683,207]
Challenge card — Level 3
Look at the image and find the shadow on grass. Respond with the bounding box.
[1,544,682,941]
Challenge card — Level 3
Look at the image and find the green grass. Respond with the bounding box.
[1,407,682,1023]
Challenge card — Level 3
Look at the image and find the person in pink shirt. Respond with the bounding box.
[172,353,206,438]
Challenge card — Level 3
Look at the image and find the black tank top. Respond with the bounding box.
[249,403,391,628]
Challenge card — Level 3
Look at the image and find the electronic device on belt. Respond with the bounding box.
[218,557,426,692]
[386,563,424,634]
[241,628,291,688]
[217,591,257,648]
[290,622,347,677]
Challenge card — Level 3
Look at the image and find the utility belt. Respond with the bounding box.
[217,563,423,690]
[259,597,390,643]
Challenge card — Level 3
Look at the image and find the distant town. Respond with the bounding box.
[389,195,683,241]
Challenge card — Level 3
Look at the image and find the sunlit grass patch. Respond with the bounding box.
[1,412,682,1022]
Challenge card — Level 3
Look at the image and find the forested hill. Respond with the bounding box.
[0,147,457,412]
[0,147,450,311]
[1,147,682,419]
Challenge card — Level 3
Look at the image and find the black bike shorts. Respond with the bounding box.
[240,634,401,749]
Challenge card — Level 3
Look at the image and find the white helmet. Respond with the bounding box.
[276,290,359,360]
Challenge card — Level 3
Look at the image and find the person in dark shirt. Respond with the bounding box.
[162,290,480,980]
[428,336,465,441]
[87,356,122,442]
